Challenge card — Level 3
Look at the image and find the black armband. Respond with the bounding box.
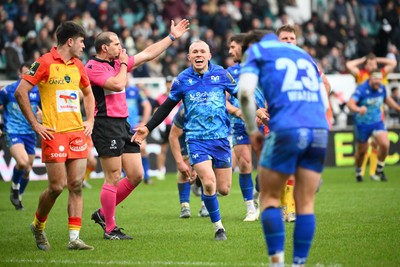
[145,98,179,131]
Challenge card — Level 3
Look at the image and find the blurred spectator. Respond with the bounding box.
[211,1,233,40]
[162,0,187,23]
[238,2,253,32]
[65,0,81,20]
[36,27,54,55]
[358,0,380,25]
[0,20,18,50]
[22,30,40,62]
[29,0,49,20]
[14,12,32,37]
[315,34,330,59]
[4,35,24,79]
[356,27,375,57]
[3,0,19,21]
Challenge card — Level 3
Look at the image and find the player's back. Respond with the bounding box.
[242,34,328,131]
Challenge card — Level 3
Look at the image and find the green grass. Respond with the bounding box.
[0,166,399,267]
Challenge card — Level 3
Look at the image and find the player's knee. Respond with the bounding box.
[68,179,83,193]
[48,184,64,197]
[16,160,31,172]
[218,185,231,196]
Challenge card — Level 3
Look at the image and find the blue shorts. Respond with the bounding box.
[187,138,232,168]
[259,128,328,174]
[355,121,386,143]
[232,124,250,147]
[4,133,37,155]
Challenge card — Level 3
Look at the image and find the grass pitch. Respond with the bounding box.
[0,166,399,267]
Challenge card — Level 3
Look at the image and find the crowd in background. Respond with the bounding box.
[1,0,400,79]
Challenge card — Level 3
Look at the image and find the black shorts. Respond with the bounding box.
[159,124,172,144]
[92,117,140,157]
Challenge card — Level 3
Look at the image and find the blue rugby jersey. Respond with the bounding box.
[169,63,237,140]
[227,63,266,126]
[126,85,147,128]
[241,33,328,131]
[0,80,40,134]
[351,80,386,125]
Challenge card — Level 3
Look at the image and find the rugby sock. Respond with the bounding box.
[239,173,254,201]
[285,180,295,214]
[361,147,371,176]
[255,174,259,192]
[203,194,220,223]
[142,156,150,181]
[355,167,362,176]
[33,212,47,231]
[84,166,94,181]
[376,160,385,173]
[100,184,117,233]
[369,148,378,176]
[293,214,316,266]
[116,177,136,206]
[11,167,24,187]
[178,182,191,204]
[68,217,81,241]
[19,177,29,195]
[261,207,285,257]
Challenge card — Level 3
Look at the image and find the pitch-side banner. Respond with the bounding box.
[0,128,399,182]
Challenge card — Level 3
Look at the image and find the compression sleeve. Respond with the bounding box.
[145,98,179,131]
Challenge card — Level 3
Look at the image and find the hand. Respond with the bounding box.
[256,108,270,125]
[358,106,367,115]
[176,160,191,180]
[169,19,190,40]
[118,48,129,64]
[83,120,94,136]
[249,131,264,158]
[132,126,150,145]
[33,123,55,140]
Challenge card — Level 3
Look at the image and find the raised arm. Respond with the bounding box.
[346,57,365,78]
[377,57,397,74]
[133,19,190,69]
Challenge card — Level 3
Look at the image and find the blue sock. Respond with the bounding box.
[293,214,316,265]
[12,167,25,185]
[201,185,204,201]
[178,182,191,203]
[239,173,254,201]
[142,157,150,181]
[203,194,220,223]
[255,174,259,192]
[261,207,285,255]
[19,177,29,194]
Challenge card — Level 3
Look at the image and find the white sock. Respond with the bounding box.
[69,230,79,241]
[181,202,190,208]
[269,251,284,267]
[213,220,224,232]
[245,200,256,212]
[12,183,20,190]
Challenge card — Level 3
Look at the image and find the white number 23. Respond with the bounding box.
[276,58,319,92]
